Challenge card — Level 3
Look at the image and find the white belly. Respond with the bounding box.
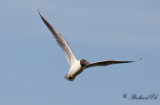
[68,60,83,78]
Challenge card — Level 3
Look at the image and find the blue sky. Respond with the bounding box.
[0,0,160,105]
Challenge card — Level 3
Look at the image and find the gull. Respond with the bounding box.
[38,10,141,81]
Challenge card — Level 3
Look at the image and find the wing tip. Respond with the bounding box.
[129,58,142,63]
[38,9,42,16]
[136,58,142,62]
[128,58,142,63]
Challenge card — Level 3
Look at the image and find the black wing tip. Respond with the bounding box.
[38,9,42,16]
[38,9,46,23]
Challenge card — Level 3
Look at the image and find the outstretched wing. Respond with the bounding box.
[38,10,77,67]
[84,58,141,69]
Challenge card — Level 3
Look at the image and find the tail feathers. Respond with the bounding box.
[64,74,75,81]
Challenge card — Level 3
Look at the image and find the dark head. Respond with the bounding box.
[80,59,89,67]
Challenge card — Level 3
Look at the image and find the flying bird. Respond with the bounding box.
[38,10,141,81]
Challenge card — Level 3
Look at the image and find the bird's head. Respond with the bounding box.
[80,59,89,67]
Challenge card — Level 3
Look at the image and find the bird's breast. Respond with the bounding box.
[68,60,83,77]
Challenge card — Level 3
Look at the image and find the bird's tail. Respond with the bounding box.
[64,74,75,81]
